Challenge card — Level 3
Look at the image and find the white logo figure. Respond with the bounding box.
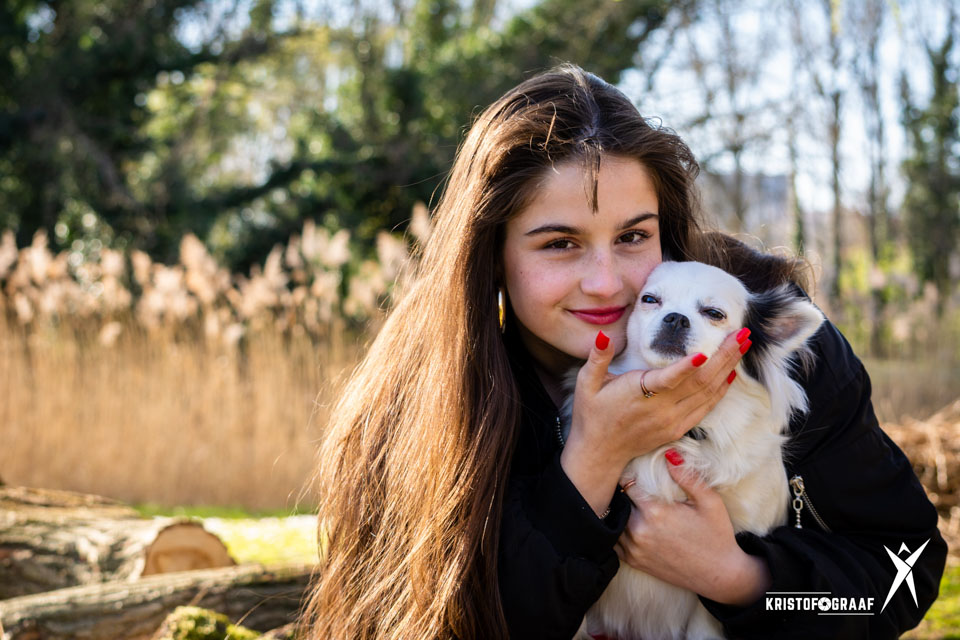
[880,539,930,613]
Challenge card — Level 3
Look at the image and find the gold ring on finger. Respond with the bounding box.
[639,370,657,398]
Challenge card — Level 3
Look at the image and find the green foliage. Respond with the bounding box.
[900,25,960,313]
[0,0,681,271]
[834,244,960,361]
[0,0,287,262]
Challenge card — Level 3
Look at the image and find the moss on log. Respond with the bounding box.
[151,606,260,640]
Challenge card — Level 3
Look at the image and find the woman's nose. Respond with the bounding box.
[579,251,623,298]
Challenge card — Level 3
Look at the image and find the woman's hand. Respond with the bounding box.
[614,451,771,606]
[560,328,750,516]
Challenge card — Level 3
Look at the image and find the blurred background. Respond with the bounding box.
[0,0,958,513]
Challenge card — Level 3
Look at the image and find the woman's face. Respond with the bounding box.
[502,155,663,375]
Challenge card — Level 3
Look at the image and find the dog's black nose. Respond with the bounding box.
[662,312,690,329]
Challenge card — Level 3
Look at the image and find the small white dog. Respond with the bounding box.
[563,260,824,640]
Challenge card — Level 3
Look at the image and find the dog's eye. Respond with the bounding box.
[702,308,726,321]
[641,294,659,304]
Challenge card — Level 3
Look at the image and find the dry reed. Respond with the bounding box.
[884,400,960,557]
[1,318,352,509]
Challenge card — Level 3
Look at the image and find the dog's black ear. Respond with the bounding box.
[741,285,824,382]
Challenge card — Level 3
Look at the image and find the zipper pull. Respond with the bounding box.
[789,474,832,532]
[789,475,805,529]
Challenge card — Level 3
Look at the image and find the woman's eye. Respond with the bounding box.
[544,239,576,250]
[619,230,651,244]
[703,308,726,321]
[641,294,659,304]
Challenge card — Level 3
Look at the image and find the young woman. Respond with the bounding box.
[301,64,946,639]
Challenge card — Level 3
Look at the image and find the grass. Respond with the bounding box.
[905,563,960,640]
[201,515,320,566]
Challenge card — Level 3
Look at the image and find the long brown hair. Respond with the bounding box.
[300,63,807,639]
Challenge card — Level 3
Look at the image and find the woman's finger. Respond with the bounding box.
[576,330,616,395]
[624,350,711,397]
[709,327,751,382]
[632,326,749,400]
[676,327,750,397]
[664,449,710,504]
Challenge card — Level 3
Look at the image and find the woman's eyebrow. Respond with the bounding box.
[618,213,659,230]
[524,223,579,236]
[524,212,659,236]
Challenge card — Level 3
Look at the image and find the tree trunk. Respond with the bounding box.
[0,563,313,640]
[829,89,843,306]
[0,486,234,599]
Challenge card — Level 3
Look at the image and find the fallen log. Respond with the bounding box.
[260,622,298,639]
[0,516,235,598]
[0,563,314,640]
[0,486,140,521]
[0,486,234,599]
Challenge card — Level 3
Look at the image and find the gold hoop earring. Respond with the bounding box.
[497,287,506,333]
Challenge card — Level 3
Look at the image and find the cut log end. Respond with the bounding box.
[143,522,236,575]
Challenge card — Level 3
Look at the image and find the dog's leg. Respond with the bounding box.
[685,603,725,640]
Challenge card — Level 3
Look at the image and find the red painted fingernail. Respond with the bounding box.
[665,449,684,466]
[736,327,751,344]
[727,370,737,384]
[595,330,609,350]
[691,353,708,367]
[739,339,752,354]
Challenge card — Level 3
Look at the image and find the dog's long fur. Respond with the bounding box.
[562,261,824,640]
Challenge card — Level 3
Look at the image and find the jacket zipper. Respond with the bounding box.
[789,475,831,532]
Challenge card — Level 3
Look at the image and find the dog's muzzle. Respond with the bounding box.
[650,311,689,358]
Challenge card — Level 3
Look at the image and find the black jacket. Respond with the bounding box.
[497,319,947,639]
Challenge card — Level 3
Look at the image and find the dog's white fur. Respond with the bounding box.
[562,261,824,640]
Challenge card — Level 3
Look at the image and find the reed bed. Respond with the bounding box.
[0,209,429,509]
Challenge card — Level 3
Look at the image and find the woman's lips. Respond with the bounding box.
[568,307,627,325]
